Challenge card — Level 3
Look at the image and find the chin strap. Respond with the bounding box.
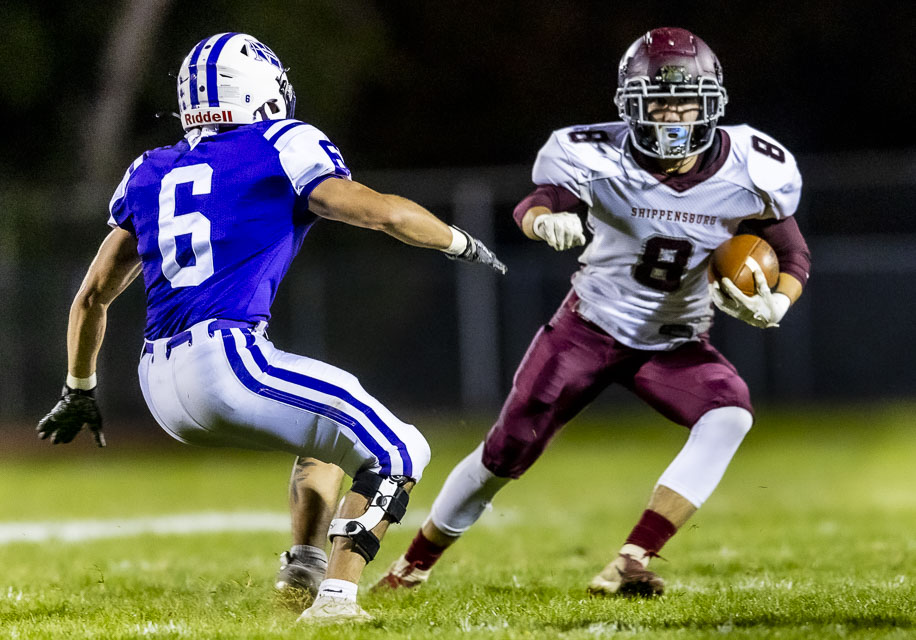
[327,472,410,562]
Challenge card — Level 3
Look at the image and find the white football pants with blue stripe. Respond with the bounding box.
[138,319,430,480]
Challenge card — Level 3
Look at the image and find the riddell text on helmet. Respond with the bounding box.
[184,110,234,127]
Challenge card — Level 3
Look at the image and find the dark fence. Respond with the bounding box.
[2,152,915,423]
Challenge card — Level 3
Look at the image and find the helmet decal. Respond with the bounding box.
[247,41,283,68]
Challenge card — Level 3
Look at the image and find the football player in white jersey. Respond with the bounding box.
[35,32,506,624]
[375,27,811,596]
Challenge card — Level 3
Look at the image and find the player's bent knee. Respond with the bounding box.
[689,370,754,426]
[481,419,551,479]
[404,427,431,480]
[327,471,411,562]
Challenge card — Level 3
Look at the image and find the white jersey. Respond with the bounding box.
[532,122,802,350]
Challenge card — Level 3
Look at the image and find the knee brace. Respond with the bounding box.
[327,471,410,562]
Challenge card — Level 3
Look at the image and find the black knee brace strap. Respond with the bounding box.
[350,471,410,523]
[327,472,411,562]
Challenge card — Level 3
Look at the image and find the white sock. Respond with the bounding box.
[317,578,358,601]
[656,406,753,508]
[429,442,510,536]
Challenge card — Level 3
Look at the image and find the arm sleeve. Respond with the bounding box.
[512,184,587,229]
[739,216,811,287]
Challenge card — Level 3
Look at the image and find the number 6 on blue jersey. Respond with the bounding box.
[158,164,215,287]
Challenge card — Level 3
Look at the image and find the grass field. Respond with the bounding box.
[1,403,914,639]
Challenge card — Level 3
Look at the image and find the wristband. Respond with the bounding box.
[444,226,469,256]
[66,372,97,391]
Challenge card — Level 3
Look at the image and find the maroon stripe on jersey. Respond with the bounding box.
[740,216,811,287]
[480,291,753,479]
[512,184,586,229]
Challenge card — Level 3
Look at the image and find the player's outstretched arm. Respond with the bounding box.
[37,228,141,447]
[308,178,506,274]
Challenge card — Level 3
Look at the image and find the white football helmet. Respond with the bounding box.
[177,33,296,131]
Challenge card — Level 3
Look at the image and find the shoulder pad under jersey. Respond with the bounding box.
[533,122,628,204]
[725,125,802,218]
[260,119,351,196]
[727,125,800,192]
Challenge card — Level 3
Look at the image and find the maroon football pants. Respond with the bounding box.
[481,291,753,478]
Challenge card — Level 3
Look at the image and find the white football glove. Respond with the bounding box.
[709,261,790,329]
[532,212,586,251]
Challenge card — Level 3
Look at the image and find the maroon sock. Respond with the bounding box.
[625,509,678,555]
[403,530,448,570]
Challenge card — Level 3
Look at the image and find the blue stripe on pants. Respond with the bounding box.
[221,330,412,476]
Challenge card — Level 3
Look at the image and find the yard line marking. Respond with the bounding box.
[0,512,289,545]
[0,508,514,545]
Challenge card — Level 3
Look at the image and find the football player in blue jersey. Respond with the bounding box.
[36,32,506,624]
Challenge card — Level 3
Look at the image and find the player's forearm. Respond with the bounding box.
[521,206,551,240]
[64,228,141,379]
[513,184,586,240]
[67,292,108,378]
[374,194,453,250]
[310,179,453,250]
[774,272,803,305]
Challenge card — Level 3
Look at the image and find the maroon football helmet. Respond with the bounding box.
[615,28,727,159]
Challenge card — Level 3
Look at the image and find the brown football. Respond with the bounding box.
[708,234,779,296]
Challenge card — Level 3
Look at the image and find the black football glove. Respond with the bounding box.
[446,226,508,275]
[37,386,106,447]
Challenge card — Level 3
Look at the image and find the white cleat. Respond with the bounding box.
[371,554,432,591]
[296,595,373,624]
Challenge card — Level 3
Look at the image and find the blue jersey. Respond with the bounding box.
[108,120,351,340]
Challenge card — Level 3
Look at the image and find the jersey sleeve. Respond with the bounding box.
[264,120,352,200]
[107,153,147,234]
[531,131,593,207]
[743,127,802,220]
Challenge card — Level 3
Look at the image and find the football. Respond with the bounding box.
[708,234,779,296]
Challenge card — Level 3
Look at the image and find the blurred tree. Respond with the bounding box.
[77,0,174,217]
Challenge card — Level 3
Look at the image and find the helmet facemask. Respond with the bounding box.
[615,28,728,160]
[616,73,726,159]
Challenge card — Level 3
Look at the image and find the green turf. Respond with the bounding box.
[1,403,914,638]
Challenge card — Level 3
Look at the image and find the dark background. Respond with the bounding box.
[3,2,914,202]
[1,1,914,425]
